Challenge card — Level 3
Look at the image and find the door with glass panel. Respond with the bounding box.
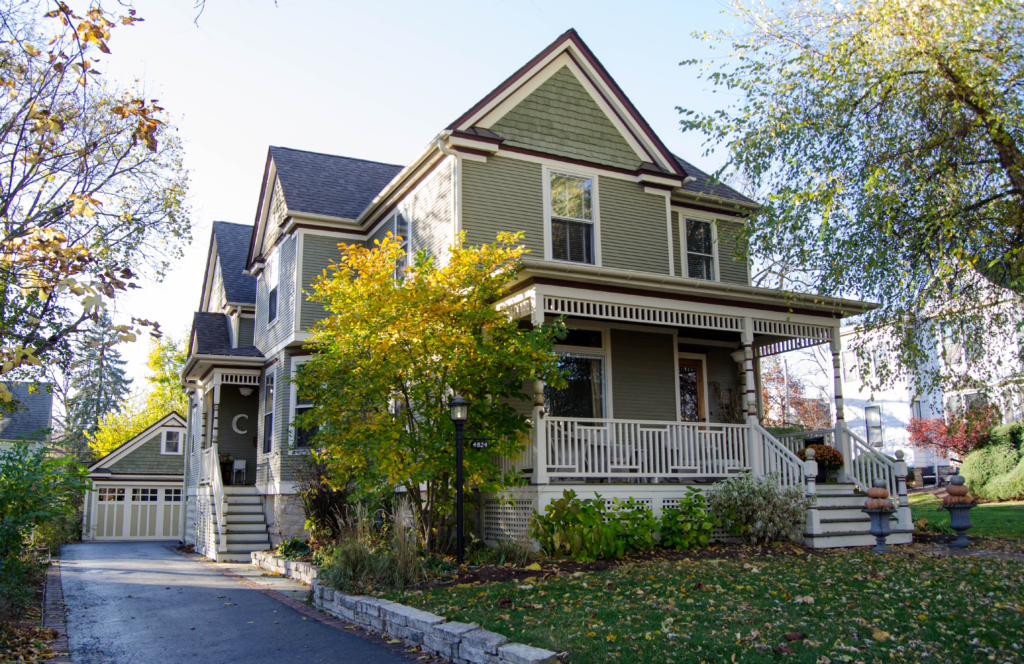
[679,359,706,422]
[544,350,606,474]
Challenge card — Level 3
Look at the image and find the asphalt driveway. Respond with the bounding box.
[60,541,412,663]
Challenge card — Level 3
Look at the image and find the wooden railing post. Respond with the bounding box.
[803,448,822,535]
[894,450,911,531]
[532,380,548,485]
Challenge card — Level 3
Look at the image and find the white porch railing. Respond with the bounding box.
[200,444,227,553]
[774,428,837,455]
[751,423,805,489]
[842,422,899,499]
[543,418,749,480]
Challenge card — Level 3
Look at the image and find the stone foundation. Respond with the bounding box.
[269,493,307,546]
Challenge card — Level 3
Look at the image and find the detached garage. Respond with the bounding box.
[82,412,186,541]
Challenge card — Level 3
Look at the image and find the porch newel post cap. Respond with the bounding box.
[804,448,816,460]
[895,450,905,461]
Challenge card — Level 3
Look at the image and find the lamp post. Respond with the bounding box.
[448,396,470,565]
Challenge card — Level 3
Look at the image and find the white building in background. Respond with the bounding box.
[840,318,1024,476]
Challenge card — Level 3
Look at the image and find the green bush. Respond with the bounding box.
[961,422,1024,501]
[607,497,658,553]
[277,537,311,559]
[705,472,810,544]
[659,487,721,550]
[531,490,623,562]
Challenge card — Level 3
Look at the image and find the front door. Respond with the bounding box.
[679,358,706,422]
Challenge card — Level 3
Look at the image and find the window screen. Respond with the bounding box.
[686,219,715,280]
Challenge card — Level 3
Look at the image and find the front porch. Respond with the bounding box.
[488,274,912,548]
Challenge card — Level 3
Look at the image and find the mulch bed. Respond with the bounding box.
[420,541,823,589]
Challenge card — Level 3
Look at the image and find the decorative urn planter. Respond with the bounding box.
[940,475,975,548]
[862,478,895,553]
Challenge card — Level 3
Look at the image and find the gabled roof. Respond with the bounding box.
[673,155,754,206]
[0,382,52,441]
[211,222,257,304]
[88,411,185,474]
[270,147,403,221]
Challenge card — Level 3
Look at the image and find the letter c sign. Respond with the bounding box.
[232,414,249,435]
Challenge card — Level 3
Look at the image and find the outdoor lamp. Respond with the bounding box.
[449,396,470,423]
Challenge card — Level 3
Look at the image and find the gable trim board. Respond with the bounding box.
[87,412,186,473]
[448,30,684,179]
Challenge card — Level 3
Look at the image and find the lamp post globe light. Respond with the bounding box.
[448,396,470,564]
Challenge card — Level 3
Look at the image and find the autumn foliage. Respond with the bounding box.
[907,403,1000,461]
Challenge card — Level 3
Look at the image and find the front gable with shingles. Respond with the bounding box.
[88,412,186,478]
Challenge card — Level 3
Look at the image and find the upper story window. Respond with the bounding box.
[865,405,883,447]
[549,171,595,264]
[685,219,715,280]
[161,430,181,455]
[394,212,410,278]
[292,363,318,448]
[842,350,859,382]
[266,251,279,324]
[911,399,924,420]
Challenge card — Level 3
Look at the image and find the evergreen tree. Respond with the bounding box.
[64,311,131,455]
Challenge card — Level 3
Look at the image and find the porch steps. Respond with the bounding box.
[216,486,271,562]
[805,482,912,548]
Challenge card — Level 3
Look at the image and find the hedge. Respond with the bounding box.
[960,422,1024,501]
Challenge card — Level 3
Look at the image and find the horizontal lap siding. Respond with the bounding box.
[490,65,641,171]
[254,234,296,352]
[217,386,259,484]
[107,433,184,475]
[463,157,545,253]
[187,395,201,489]
[716,220,749,286]
[238,317,255,348]
[599,177,670,275]
[300,234,353,330]
[257,350,300,489]
[704,348,743,424]
[369,217,392,247]
[411,160,453,261]
[610,329,677,421]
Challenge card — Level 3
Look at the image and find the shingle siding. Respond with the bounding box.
[716,220,749,286]
[598,177,670,274]
[462,156,545,253]
[107,432,185,475]
[610,329,677,421]
[264,177,286,253]
[491,66,641,171]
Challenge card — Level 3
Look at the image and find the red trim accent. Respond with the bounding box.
[363,156,447,236]
[264,358,279,369]
[674,202,748,218]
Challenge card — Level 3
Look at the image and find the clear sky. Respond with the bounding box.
[102,0,746,387]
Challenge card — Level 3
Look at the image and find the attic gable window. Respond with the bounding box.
[266,252,278,324]
[549,172,595,265]
[685,219,715,280]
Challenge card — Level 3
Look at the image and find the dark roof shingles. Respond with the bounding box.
[211,222,257,304]
[192,312,231,354]
[0,383,52,441]
[269,147,403,221]
[673,155,756,205]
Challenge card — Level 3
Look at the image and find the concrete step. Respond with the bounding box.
[224,495,262,506]
[817,505,894,519]
[215,552,258,563]
[225,523,269,534]
[225,533,270,544]
[224,513,265,524]
[803,529,913,549]
[820,515,898,533]
[814,482,861,496]
[223,485,259,495]
[815,494,874,508]
[223,503,263,514]
[226,542,271,554]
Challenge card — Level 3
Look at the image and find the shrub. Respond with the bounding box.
[294,454,355,545]
[607,497,658,553]
[961,422,1024,501]
[706,472,810,544]
[798,444,843,472]
[277,537,311,559]
[531,490,623,562]
[659,487,721,550]
[468,537,535,567]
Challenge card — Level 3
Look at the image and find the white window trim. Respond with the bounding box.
[551,324,612,419]
[288,356,314,453]
[160,429,183,455]
[262,368,277,456]
[678,352,710,423]
[680,217,720,282]
[543,166,602,267]
[265,246,279,330]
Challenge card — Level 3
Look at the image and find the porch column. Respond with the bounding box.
[730,350,747,418]
[211,381,221,447]
[830,331,852,482]
[742,317,764,475]
[532,379,549,485]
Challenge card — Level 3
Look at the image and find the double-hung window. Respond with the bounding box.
[394,212,410,278]
[842,351,859,383]
[865,405,883,447]
[549,172,595,264]
[263,372,275,454]
[911,399,923,421]
[543,329,605,419]
[292,364,318,448]
[161,430,180,455]
[266,252,279,324]
[685,219,715,280]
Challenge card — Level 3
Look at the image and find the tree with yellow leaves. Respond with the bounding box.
[0,1,190,408]
[296,233,566,552]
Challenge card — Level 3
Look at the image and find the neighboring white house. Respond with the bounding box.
[840,318,1024,476]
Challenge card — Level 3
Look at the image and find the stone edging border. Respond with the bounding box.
[41,557,71,664]
[251,551,559,664]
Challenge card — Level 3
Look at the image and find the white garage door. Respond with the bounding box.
[94,486,182,540]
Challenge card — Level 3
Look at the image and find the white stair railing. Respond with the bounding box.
[842,423,899,498]
[773,428,837,455]
[750,423,805,489]
[200,444,228,553]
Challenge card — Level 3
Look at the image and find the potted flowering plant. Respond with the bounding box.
[219,453,234,463]
[798,444,843,482]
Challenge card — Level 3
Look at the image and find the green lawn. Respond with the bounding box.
[391,551,1024,664]
[909,492,1024,539]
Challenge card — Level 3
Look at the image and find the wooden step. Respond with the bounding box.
[803,529,913,549]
